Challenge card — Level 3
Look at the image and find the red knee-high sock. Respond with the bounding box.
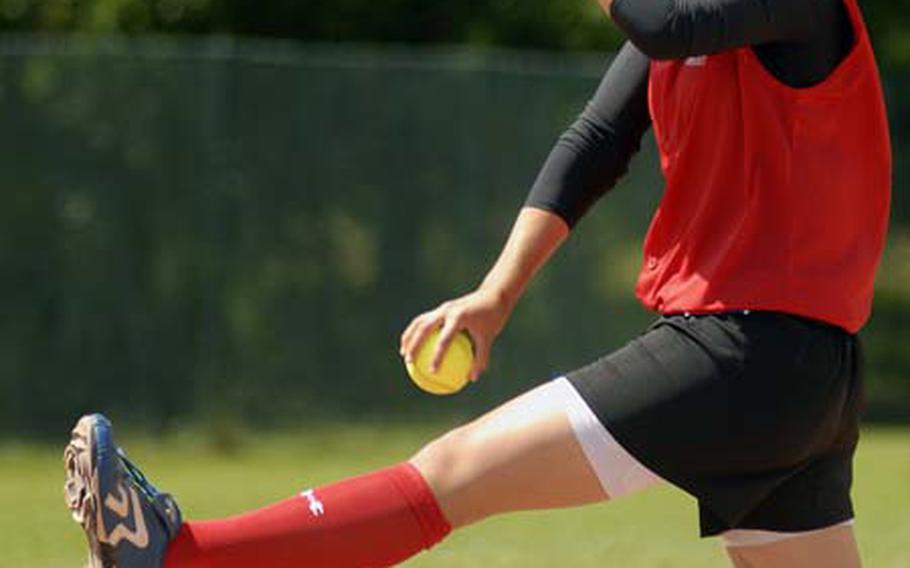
[163,462,451,568]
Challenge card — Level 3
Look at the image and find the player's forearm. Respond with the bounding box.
[477,207,569,312]
[479,48,650,316]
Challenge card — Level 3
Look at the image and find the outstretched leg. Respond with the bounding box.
[67,378,661,568]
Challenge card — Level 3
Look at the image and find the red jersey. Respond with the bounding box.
[636,0,891,332]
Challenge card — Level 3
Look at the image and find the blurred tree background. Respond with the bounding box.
[1,0,908,67]
[0,1,907,439]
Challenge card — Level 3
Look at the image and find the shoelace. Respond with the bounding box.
[116,448,159,504]
[116,447,182,534]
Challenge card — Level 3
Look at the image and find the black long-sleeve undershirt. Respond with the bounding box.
[525,0,853,228]
[525,42,651,227]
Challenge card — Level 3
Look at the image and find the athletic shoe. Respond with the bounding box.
[64,414,183,568]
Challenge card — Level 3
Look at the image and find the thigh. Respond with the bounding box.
[410,379,614,528]
[725,524,861,568]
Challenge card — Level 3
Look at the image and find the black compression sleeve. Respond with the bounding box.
[610,0,823,60]
[524,42,651,228]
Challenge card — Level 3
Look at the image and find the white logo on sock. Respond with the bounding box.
[301,489,325,517]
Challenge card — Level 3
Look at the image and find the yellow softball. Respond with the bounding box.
[406,329,474,395]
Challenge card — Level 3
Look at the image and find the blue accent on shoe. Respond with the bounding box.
[70,414,183,568]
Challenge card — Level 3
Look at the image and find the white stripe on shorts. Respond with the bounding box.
[549,377,664,499]
[547,377,856,546]
[721,520,855,547]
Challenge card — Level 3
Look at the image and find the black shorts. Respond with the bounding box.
[567,311,863,536]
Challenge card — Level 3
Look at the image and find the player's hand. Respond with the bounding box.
[400,287,513,382]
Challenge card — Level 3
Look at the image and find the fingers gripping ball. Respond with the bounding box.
[406,329,474,395]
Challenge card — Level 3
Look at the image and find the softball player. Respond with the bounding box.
[65,0,890,566]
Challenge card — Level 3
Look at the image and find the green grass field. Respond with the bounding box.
[3,424,908,568]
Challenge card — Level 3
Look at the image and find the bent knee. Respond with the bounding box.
[409,425,474,492]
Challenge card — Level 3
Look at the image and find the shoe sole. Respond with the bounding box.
[64,415,115,568]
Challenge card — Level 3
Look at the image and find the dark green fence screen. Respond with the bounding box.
[1,36,907,437]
